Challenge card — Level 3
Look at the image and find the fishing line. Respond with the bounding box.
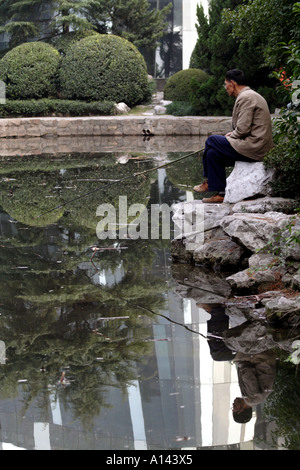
[36,148,204,219]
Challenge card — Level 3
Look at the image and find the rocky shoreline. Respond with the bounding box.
[170,164,300,336]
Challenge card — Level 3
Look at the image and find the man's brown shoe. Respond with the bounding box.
[193,180,209,192]
[202,194,224,203]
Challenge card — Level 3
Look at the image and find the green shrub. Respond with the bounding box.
[165,101,198,116]
[0,99,115,117]
[164,68,210,102]
[189,75,235,116]
[264,108,300,200]
[264,41,300,201]
[59,35,149,107]
[0,42,61,99]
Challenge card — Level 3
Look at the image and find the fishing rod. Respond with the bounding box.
[37,148,204,219]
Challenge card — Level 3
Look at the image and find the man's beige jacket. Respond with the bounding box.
[226,87,274,161]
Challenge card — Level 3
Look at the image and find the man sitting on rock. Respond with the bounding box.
[194,69,274,203]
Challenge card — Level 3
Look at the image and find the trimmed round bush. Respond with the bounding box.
[59,34,149,106]
[164,68,210,102]
[0,42,61,99]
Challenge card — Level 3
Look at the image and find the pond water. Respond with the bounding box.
[0,145,299,451]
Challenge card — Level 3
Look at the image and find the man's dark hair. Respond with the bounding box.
[225,69,247,85]
[232,407,253,423]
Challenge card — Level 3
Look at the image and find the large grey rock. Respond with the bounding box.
[154,105,167,115]
[265,295,300,315]
[172,200,231,239]
[224,161,275,203]
[232,196,298,214]
[226,267,280,294]
[279,216,300,260]
[248,252,278,268]
[114,102,130,114]
[264,295,300,326]
[221,211,293,252]
[172,200,232,253]
[193,235,245,268]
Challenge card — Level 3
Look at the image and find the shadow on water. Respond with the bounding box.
[0,148,299,450]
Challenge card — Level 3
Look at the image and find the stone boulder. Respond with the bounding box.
[226,251,300,294]
[172,200,231,240]
[193,232,246,269]
[226,265,283,294]
[232,196,298,214]
[279,215,300,260]
[224,161,275,203]
[264,295,300,326]
[114,102,131,114]
[171,201,247,267]
[221,211,294,252]
[154,105,167,115]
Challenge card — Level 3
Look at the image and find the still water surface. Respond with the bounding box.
[0,148,298,450]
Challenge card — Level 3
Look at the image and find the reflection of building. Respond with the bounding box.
[0,287,258,450]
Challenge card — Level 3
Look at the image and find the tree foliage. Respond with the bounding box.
[189,0,281,115]
[222,0,300,70]
[0,0,172,52]
[85,0,172,50]
[264,40,300,201]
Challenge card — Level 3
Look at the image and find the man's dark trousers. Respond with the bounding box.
[203,135,254,192]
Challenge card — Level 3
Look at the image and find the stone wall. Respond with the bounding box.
[0,115,232,139]
[0,115,232,156]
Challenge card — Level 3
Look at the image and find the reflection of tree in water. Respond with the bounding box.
[262,358,300,450]
[0,154,170,430]
[165,153,203,191]
[0,154,153,229]
[0,235,168,429]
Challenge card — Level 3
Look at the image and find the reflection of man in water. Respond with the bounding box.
[199,303,236,361]
[232,350,277,423]
[198,303,277,423]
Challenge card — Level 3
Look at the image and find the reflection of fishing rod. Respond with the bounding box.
[37,148,204,219]
[90,257,221,341]
[125,301,219,340]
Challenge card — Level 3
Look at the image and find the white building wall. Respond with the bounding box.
[182,0,209,70]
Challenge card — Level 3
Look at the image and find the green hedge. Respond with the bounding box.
[0,42,61,100]
[0,99,115,117]
[59,34,150,106]
[164,68,210,102]
[165,101,198,116]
